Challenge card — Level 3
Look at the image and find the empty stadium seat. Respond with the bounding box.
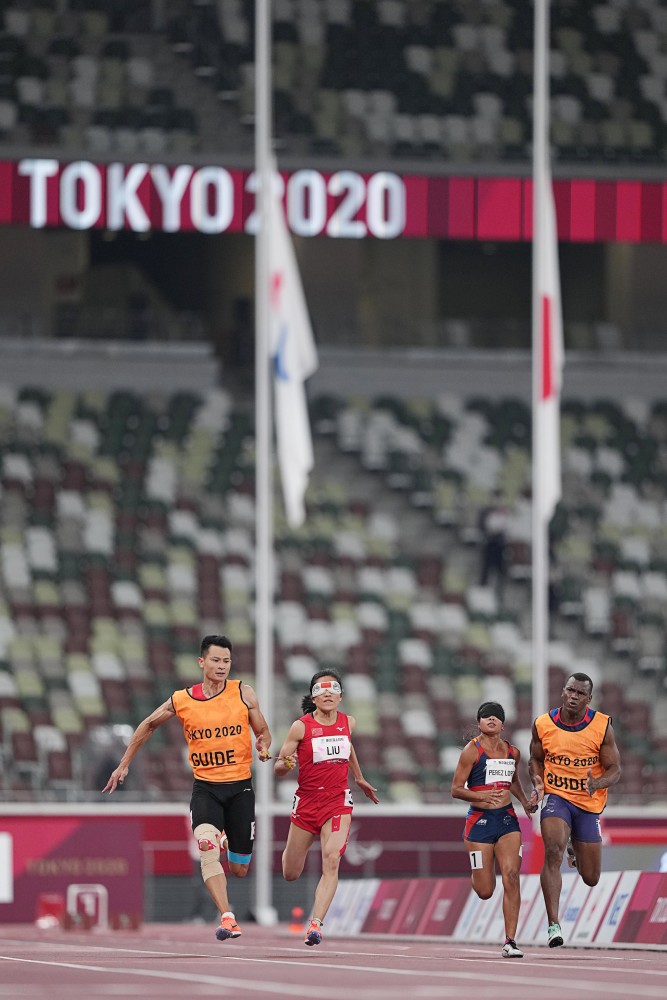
[1,382,665,804]
[0,2,663,162]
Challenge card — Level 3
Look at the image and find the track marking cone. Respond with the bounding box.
[288,907,305,934]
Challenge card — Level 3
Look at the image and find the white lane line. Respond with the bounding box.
[4,938,667,975]
[207,953,667,994]
[0,956,470,999]
[3,936,666,979]
[4,939,666,980]
[6,950,659,999]
[2,949,666,1000]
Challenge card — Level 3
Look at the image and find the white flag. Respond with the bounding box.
[269,176,318,528]
[536,162,563,522]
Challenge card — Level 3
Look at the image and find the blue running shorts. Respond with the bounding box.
[464,804,520,843]
[540,792,602,842]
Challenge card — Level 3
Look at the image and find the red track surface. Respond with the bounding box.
[1,923,666,1000]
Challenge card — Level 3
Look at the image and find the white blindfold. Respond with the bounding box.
[311,680,342,697]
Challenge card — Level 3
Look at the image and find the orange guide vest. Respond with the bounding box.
[534,708,611,813]
[172,679,253,783]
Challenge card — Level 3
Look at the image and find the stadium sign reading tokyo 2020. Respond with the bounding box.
[4,159,406,238]
[4,158,667,242]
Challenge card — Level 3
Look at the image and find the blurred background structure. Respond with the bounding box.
[2,0,667,823]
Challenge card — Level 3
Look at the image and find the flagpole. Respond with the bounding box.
[532,0,550,722]
[253,0,277,926]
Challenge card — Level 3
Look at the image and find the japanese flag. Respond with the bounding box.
[536,163,563,522]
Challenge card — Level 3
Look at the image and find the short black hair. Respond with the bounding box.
[200,634,233,657]
[566,671,593,693]
[301,669,344,714]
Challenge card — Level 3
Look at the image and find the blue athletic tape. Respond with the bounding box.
[228,850,252,865]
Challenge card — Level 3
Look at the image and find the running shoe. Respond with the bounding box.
[547,922,564,948]
[304,920,323,946]
[215,915,242,940]
[220,829,229,853]
[501,938,524,958]
[566,839,578,869]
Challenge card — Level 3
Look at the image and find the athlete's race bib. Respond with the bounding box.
[312,734,351,764]
[484,757,515,786]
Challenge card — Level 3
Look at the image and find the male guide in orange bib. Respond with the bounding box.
[103,635,272,943]
[535,707,611,809]
[173,678,253,780]
[529,671,621,950]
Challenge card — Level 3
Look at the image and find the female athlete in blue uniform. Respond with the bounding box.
[451,701,538,958]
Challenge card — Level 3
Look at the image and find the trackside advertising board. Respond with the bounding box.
[326,872,667,948]
[0,817,142,924]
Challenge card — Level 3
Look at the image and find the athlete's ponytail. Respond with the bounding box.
[301,693,316,714]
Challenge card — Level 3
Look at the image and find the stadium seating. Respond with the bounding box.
[2,382,666,804]
[1,1,666,162]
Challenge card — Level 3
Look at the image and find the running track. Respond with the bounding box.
[1,923,666,1000]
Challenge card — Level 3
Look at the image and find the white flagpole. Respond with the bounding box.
[532,0,550,723]
[253,0,277,926]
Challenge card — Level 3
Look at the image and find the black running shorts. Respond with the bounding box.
[190,777,256,860]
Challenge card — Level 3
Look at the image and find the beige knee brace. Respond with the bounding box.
[194,823,224,882]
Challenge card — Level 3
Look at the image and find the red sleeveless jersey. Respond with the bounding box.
[296,711,351,793]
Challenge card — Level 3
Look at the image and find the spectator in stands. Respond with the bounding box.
[529,672,621,949]
[274,669,379,947]
[479,492,509,598]
[103,634,272,942]
[450,701,538,959]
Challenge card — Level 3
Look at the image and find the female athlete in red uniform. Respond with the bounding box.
[451,701,537,958]
[275,670,379,946]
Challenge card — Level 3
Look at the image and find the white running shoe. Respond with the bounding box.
[502,938,524,958]
[548,922,564,948]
